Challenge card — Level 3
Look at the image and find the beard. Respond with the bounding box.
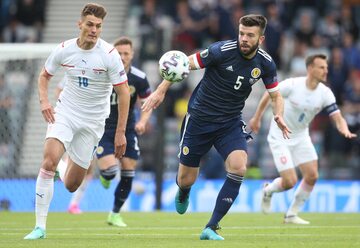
[239,41,259,57]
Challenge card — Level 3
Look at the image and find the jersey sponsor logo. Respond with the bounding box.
[251,68,261,78]
[226,65,233,71]
[96,146,104,155]
[200,49,209,58]
[182,146,189,155]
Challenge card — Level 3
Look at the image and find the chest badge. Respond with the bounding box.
[251,68,261,78]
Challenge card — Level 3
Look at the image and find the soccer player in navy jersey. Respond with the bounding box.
[142,14,290,240]
[96,37,152,227]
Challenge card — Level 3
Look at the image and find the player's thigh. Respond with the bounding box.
[178,114,214,167]
[42,138,66,171]
[267,134,295,172]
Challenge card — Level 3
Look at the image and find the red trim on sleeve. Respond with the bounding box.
[44,68,53,76]
[113,80,128,86]
[196,52,205,68]
[265,81,279,89]
[109,47,116,54]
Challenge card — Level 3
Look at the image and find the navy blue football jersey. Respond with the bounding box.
[190,39,278,122]
[106,66,151,129]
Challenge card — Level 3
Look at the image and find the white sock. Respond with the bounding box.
[286,179,313,217]
[35,169,55,230]
[57,158,67,182]
[265,177,285,195]
[69,175,90,206]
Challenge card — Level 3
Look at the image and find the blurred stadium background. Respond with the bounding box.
[0,0,359,213]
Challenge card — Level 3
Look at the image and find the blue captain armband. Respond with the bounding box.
[324,103,339,115]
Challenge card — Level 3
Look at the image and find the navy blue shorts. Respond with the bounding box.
[179,113,249,167]
[96,128,140,160]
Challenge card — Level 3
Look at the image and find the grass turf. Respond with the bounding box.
[0,212,359,248]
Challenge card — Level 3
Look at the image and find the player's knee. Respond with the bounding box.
[64,181,80,193]
[41,157,58,171]
[305,172,318,185]
[100,165,118,180]
[283,177,297,189]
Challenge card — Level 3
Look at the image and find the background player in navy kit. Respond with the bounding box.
[96,37,152,227]
[142,14,290,240]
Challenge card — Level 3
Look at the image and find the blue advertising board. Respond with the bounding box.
[0,179,359,212]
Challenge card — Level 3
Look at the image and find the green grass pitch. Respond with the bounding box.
[1,212,359,248]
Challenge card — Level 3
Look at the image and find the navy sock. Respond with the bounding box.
[206,173,243,228]
[113,170,135,213]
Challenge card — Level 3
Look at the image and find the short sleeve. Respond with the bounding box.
[44,43,63,76]
[195,42,222,68]
[108,51,128,86]
[278,78,295,98]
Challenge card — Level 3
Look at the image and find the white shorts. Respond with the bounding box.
[267,132,318,172]
[46,109,105,169]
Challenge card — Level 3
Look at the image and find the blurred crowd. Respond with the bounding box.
[0,0,359,179]
[0,0,46,43]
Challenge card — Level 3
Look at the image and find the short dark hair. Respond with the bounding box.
[305,54,327,67]
[239,14,267,35]
[113,36,133,48]
[81,3,107,19]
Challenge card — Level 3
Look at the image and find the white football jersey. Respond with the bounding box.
[269,77,339,137]
[45,38,128,121]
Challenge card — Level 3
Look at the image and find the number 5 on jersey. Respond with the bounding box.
[234,76,243,90]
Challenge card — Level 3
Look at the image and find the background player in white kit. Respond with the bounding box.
[249,54,357,224]
[24,3,130,240]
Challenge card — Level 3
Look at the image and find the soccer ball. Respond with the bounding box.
[159,50,190,83]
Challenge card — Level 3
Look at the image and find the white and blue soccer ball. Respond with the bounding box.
[159,50,190,83]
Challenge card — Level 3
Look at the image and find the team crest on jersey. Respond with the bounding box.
[200,49,209,58]
[280,156,287,164]
[251,68,261,78]
[82,70,85,75]
[129,85,136,96]
[96,146,104,155]
[182,146,189,155]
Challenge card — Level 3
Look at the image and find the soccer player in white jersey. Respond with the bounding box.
[24,3,130,240]
[249,54,357,224]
